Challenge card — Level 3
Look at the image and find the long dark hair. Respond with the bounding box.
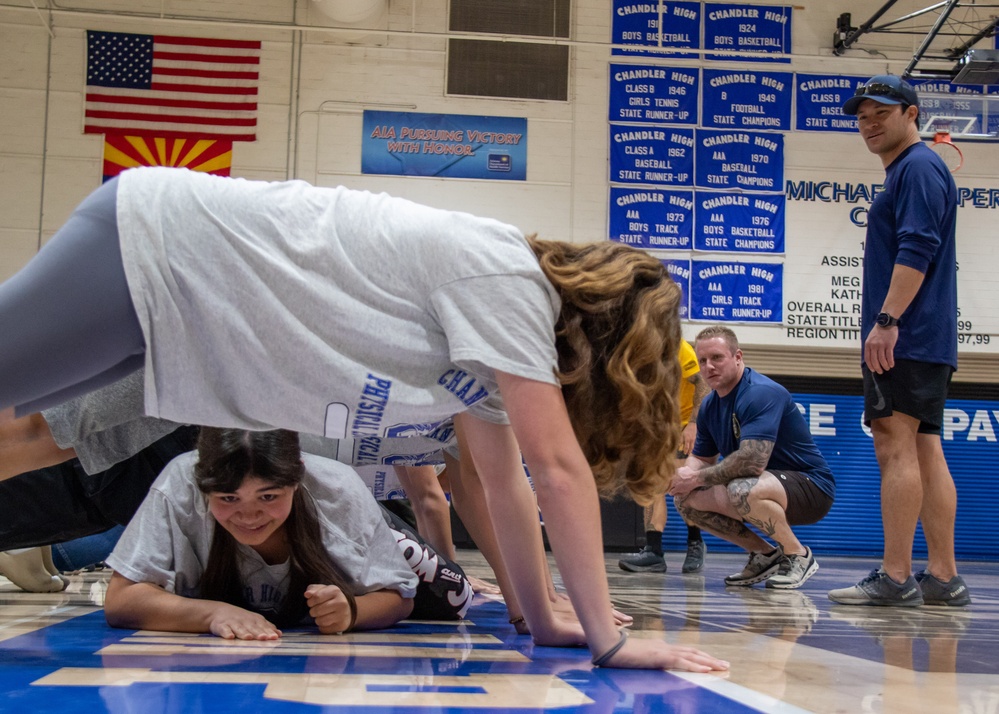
[194,428,356,628]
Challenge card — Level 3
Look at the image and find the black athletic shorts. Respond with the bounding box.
[770,470,833,526]
[862,359,953,435]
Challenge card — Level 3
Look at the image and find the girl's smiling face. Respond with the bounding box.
[208,476,296,561]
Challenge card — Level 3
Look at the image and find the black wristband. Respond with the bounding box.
[591,629,628,667]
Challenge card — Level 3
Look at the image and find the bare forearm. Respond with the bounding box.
[351,591,413,631]
[445,439,523,615]
[393,465,457,560]
[534,465,619,652]
[689,375,709,422]
[881,263,925,318]
[105,575,218,633]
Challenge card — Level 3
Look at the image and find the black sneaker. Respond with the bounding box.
[618,545,666,573]
[724,547,783,586]
[766,547,819,589]
[681,539,706,574]
[828,568,924,607]
[915,570,971,606]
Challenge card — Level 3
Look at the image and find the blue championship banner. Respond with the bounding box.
[362,110,527,180]
[611,0,701,58]
[691,259,782,322]
[704,3,792,63]
[609,64,698,125]
[662,258,691,319]
[610,125,694,186]
[796,74,866,132]
[909,79,988,136]
[695,191,785,253]
[695,129,783,190]
[609,186,694,250]
[702,69,792,130]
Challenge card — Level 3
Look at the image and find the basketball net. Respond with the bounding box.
[929,131,964,173]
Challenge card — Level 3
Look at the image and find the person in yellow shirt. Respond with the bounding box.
[619,340,710,574]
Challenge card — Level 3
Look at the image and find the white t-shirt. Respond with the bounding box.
[106,451,419,603]
[116,168,561,439]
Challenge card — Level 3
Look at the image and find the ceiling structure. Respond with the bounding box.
[833,1,999,83]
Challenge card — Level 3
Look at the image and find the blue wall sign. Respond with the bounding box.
[695,129,783,190]
[796,74,865,132]
[704,4,792,63]
[665,393,999,560]
[609,64,699,125]
[609,187,694,249]
[611,0,701,58]
[662,258,691,319]
[691,259,782,322]
[695,191,785,253]
[610,125,695,186]
[702,69,793,130]
[362,111,527,180]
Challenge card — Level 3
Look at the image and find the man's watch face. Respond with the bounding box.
[876,312,896,327]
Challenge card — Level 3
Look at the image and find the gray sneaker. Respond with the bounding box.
[766,547,819,589]
[828,568,924,607]
[724,547,783,586]
[915,570,971,606]
[682,539,706,574]
[618,545,666,573]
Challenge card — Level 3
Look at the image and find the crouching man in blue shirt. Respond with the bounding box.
[669,326,835,590]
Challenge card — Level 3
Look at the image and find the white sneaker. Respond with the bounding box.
[766,547,819,589]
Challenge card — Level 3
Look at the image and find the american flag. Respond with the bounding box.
[85,31,260,141]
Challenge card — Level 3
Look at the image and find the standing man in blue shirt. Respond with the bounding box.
[669,326,835,590]
[828,75,970,607]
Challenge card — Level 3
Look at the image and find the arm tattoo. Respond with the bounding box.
[696,439,774,487]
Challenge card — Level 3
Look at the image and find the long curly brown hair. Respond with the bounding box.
[528,237,682,505]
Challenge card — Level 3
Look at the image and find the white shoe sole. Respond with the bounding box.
[767,560,819,590]
[724,561,781,587]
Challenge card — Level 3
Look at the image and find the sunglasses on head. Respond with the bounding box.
[853,82,907,102]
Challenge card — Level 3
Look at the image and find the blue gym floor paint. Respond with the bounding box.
[0,600,765,713]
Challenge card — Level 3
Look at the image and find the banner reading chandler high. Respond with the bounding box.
[362,110,527,180]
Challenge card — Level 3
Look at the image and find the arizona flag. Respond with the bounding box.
[101,135,232,182]
[85,30,259,180]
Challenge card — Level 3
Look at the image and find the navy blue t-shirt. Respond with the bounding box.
[862,142,958,369]
[692,368,835,499]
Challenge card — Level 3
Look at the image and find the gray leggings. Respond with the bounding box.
[0,177,146,416]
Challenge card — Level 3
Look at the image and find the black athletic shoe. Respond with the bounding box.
[618,546,667,573]
[681,539,706,574]
[915,570,971,606]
